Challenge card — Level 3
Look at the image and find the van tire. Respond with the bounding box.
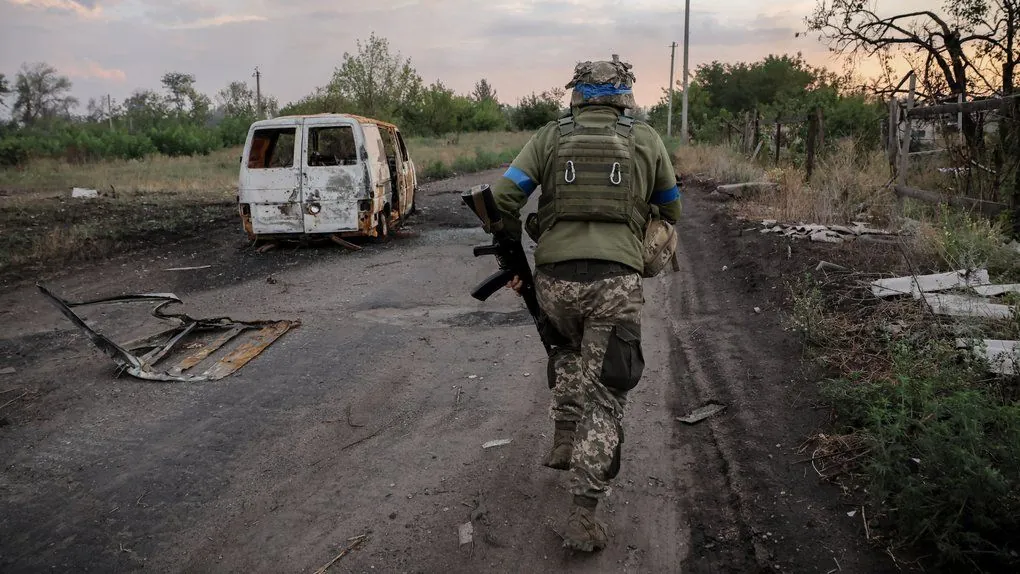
[374,211,389,242]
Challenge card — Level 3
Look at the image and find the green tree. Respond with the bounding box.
[472,79,498,103]
[122,89,169,131]
[512,88,564,130]
[160,72,211,123]
[325,32,424,121]
[215,80,278,119]
[13,62,78,125]
[0,73,10,108]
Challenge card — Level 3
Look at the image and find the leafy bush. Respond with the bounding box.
[148,124,219,157]
[512,91,563,130]
[823,339,1020,570]
[0,137,30,167]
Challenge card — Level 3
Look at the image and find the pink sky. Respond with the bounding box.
[0,0,930,111]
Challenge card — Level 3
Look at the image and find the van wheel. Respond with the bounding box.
[374,212,389,242]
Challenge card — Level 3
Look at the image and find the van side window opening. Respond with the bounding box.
[396,132,409,162]
[247,128,296,169]
[382,129,397,161]
[308,126,357,167]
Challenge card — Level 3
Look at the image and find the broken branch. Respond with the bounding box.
[0,392,28,411]
[312,534,368,574]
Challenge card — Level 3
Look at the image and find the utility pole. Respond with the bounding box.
[681,0,691,145]
[107,94,113,131]
[253,66,263,119]
[667,42,677,137]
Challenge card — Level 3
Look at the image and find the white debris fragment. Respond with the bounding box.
[467,375,478,379]
[754,307,762,314]
[924,293,1012,319]
[815,261,848,273]
[847,510,857,518]
[71,188,98,199]
[956,339,1020,375]
[809,230,844,244]
[0,367,15,375]
[871,269,990,299]
[482,439,512,449]
[972,284,1020,297]
[759,220,903,243]
[677,403,727,424]
[458,522,474,546]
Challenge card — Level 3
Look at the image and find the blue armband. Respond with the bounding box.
[503,166,537,196]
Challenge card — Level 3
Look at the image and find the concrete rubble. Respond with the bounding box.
[872,269,1020,374]
[759,221,902,244]
[956,340,1020,375]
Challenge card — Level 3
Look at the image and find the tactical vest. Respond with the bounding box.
[536,111,648,236]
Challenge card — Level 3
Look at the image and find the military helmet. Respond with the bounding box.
[566,54,637,110]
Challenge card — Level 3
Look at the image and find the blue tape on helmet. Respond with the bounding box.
[575,83,634,100]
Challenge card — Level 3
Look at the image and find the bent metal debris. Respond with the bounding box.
[37,283,299,382]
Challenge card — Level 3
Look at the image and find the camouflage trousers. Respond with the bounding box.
[535,265,644,500]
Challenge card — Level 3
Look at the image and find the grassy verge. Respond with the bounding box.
[788,209,1020,571]
[675,140,897,225]
[0,131,531,279]
[405,130,533,180]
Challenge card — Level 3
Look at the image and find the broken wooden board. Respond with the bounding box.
[956,339,1020,375]
[871,269,990,299]
[922,293,1012,319]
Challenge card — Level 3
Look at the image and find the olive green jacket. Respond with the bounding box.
[493,105,682,273]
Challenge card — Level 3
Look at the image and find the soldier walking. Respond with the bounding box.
[491,55,682,552]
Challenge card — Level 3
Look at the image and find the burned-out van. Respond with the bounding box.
[237,113,417,241]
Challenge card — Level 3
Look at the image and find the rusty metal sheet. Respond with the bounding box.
[37,283,300,382]
[200,321,296,380]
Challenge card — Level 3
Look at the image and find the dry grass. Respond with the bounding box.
[675,144,767,184]
[0,147,242,195]
[405,131,534,170]
[681,139,896,226]
[0,130,533,278]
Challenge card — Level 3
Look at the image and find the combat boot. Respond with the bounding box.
[542,421,576,470]
[562,495,608,552]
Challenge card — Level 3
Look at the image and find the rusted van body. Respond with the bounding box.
[238,113,417,240]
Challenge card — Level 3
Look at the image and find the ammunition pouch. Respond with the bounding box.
[599,323,644,392]
[641,218,678,278]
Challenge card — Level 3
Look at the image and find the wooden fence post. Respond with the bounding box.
[898,73,916,188]
[805,108,819,181]
[774,115,782,165]
[753,109,761,153]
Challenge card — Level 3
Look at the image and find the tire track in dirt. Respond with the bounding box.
[665,190,897,574]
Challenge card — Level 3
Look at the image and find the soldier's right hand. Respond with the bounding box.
[506,275,523,296]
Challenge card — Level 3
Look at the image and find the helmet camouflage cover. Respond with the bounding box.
[566,54,637,110]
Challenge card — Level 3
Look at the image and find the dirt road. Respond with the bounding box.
[0,169,895,573]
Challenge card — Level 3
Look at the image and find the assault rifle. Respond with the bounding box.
[461,184,560,355]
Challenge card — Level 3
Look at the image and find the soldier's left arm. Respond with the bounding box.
[648,131,682,223]
[492,127,547,240]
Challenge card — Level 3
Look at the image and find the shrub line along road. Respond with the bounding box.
[0,169,894,573]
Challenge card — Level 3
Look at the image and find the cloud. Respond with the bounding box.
[161,13,268,29]
[6,0,104,18]
[0,0,854,111]
[64,59,127,82]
